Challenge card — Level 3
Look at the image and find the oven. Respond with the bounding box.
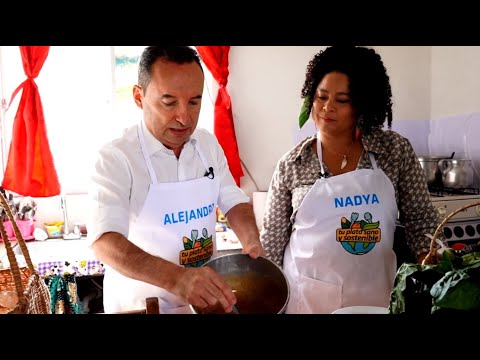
[394,186,480,267]
[428,185,480,249]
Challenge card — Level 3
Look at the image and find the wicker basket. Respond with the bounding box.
[422,200,480,265]
[0,192,51,314]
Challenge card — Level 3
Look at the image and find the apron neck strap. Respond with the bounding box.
[368,152,378,169]
[138,123,158,184]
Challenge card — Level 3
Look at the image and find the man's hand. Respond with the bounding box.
[242,240,266,259]
[172,266,237,313]
[225,203,265,259]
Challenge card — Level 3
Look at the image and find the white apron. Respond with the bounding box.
[103,124,219,314]
[283,136,398,314]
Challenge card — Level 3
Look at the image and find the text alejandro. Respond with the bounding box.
[164,203,215,225]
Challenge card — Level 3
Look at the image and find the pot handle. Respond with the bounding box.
[438,159,453,178]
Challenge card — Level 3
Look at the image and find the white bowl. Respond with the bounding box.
[332,306,389,314]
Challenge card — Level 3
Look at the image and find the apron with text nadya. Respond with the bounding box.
[283,136,398,314]
[103,124,219,314]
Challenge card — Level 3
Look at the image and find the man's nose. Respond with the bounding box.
[174,106,190,125]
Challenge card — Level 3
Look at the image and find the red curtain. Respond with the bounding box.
[196,46,244,186]
[2,46,61,197]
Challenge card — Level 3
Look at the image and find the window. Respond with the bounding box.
[0,46,215,194]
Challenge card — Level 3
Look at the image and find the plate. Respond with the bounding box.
[332,306,389,314]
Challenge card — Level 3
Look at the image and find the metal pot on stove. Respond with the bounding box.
[438,158,475,189]
[417,156,449,186]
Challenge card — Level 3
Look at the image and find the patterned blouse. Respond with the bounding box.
[260,129,440,267]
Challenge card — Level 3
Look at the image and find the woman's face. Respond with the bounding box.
[311,71,357,137]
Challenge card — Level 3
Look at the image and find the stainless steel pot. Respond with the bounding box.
[417,156,449,186]
[190,253,290,314]
[438,158,474,188]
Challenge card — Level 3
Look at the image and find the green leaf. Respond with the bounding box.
[388,263,443,314]
[298,96,311,129]
[431,270,480,312]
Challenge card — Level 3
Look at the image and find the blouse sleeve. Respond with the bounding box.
[260,158,294,267]
[396,138,440,257]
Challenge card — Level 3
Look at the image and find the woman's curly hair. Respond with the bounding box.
[301,46,393,135]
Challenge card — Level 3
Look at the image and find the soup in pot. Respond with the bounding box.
[193,272,287,314]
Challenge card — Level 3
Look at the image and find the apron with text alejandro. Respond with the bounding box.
[283,137,398,314]
[103,124,219,314]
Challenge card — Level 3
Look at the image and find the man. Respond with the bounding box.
[88,46,264,314]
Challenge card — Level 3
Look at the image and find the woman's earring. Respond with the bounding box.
[356,115,363,140]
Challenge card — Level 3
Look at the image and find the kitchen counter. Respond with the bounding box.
[0,229,243,276]
[0,237,104,277]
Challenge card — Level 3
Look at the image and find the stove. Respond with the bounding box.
[428,186,480,247]
[394,186,480,267]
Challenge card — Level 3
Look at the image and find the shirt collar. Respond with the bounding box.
[293,128,388,161]
[141,120,196,156]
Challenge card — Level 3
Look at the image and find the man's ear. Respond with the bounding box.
[133,85,143,109]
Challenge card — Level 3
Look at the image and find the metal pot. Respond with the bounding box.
[190,253,290,314]
[417,156,449,186]
[438,158,475,188]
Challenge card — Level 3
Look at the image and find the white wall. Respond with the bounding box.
[229,46,321,193]
[431,46,480,118]
[373,46,431,121]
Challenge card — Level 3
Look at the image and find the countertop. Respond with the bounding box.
[0,230,243,276]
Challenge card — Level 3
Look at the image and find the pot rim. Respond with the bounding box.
[417,156,451,161]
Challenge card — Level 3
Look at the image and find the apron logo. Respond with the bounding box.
[179,228,214,267]
[336,212,381,255]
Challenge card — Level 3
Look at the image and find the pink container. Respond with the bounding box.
[2,221,14,239]
[1,219,35,241]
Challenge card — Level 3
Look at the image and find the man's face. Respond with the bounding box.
[134,58,204,156]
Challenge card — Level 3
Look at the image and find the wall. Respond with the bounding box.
[431,46,480,118]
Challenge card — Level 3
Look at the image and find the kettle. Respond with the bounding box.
[438,158,474,188]
[417,156,449,186]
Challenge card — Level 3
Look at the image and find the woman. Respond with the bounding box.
[260,46,439,314]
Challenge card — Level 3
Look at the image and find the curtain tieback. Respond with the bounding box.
[218,84,231,110]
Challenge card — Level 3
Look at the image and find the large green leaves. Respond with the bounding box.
[389,251,480,314]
